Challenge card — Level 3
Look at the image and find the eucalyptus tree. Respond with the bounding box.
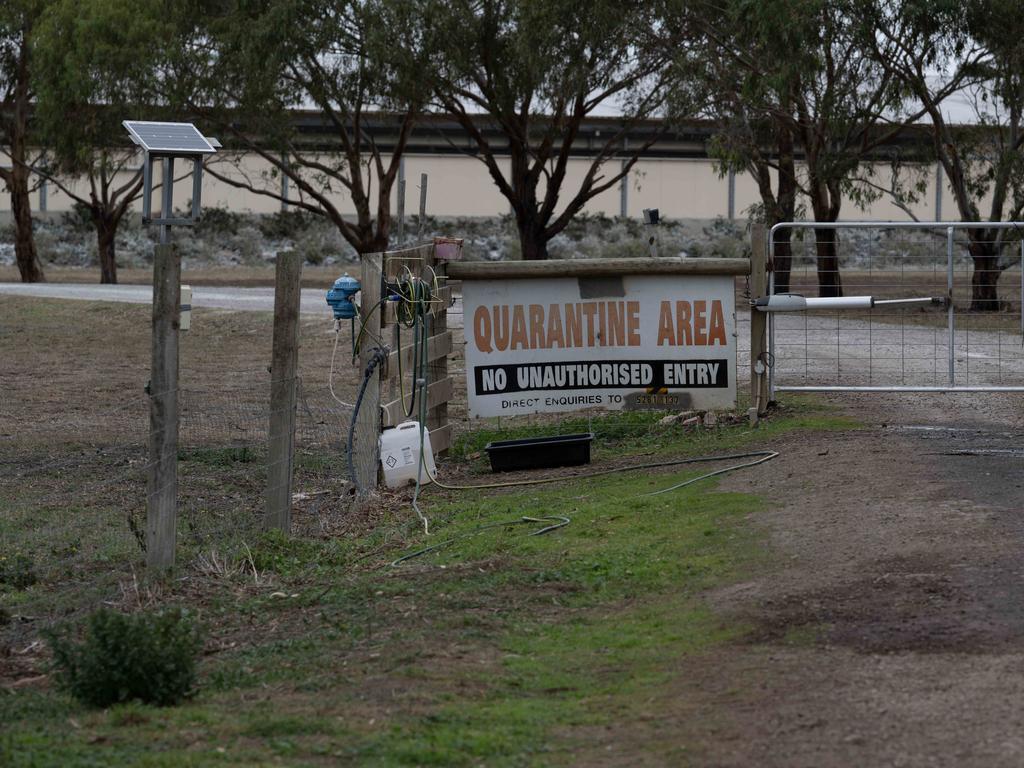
[426,0,675,260]
[33,0,173,284]
[182,0,432,255]
[0,0,47,282]
[686,0,928,297]
[868,0,1024,310]
[677,0,801,292]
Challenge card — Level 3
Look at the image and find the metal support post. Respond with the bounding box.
[749,223,770,417]
[161,157,174,245]
[396,179,406,246]
[190,158,202,221]
[947,226,955,386]
[417,173,428,242]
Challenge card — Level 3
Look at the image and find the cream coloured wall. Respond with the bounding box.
[627,159,728,220]
[733,167,764,218]
[838,162,935,222]
[401,155,510,217]
[204,153,286,215]
[546,157,622,217]
[0,150,1005,226]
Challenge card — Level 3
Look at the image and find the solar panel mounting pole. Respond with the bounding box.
[161,157,173,245]
[122,120,219,570]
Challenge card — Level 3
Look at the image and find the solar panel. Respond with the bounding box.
[122,121,217,154]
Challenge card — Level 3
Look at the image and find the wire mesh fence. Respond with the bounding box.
[767,224,1024,391]
[0,372,354,592]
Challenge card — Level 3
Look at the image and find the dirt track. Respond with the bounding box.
[586,391,1024,766]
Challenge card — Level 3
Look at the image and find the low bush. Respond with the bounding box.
[48,608,203,708]
[0,551,37,590]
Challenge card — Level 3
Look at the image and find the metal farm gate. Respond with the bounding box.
[766,222,1024,397]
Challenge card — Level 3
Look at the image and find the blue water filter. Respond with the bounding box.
[326,273,361,319]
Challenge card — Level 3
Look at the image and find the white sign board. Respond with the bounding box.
[463,274,736,417]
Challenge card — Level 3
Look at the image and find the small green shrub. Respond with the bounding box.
[48,608,203,708]
[195,205,243,236]
[0,551,37,590]
[61,202,95,232]
[258,210,318,239]
[178,446,255,465]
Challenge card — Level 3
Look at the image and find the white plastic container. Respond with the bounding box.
[379,421,438,488]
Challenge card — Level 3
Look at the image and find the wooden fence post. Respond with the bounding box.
[147,243,180,569]
[749,224,770,421]
[353,253,383,493]
[265,250,303,531]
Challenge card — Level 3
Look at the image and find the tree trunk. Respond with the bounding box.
[772,123,797,295]
[969,239,1001,312]
[97,221,117,284]
[356,230,388,257]
[10,169,43,283]
[813,228,843,298]
[772,227,793,294]
[809,183,842,298]
[516,214,548,260]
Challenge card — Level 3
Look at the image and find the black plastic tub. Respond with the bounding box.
[484,433,594,473]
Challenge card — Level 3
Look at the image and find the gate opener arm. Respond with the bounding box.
[753,294,948,312]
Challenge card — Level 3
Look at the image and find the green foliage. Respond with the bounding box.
[32,0,174,172]
[246,530,349,578]
[258,210,320,240]
[177,446,255,466]
[60,202,95,233]
[183,0,435,254]
[427,0,671,258]
[0,551,37,590]
[195,206,244,237]
[47,608,203,708]
[450,410,664,460]
[2,398,855,763]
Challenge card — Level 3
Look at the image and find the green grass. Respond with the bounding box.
[178,446,257,466]
[1,399,856,767]
[450,409,668,460]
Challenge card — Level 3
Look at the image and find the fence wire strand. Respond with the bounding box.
[769,226,1024,390]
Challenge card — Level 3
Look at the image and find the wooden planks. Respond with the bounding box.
[377,242,453,455]
[382,377,454,426]
[387,330,453,372]
[447,256,750,280]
